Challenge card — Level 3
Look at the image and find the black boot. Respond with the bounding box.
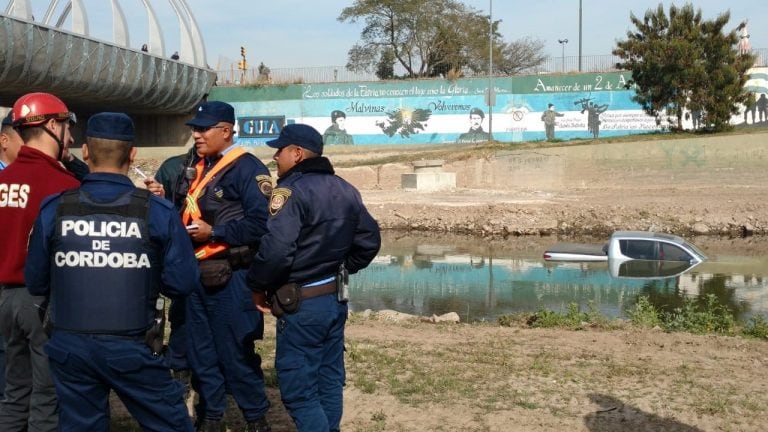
[195,418,225,432]
[245,416,271,432]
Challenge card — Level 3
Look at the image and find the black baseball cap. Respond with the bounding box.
[267,124,323,155]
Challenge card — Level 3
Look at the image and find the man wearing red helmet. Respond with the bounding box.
[0,92,80,431]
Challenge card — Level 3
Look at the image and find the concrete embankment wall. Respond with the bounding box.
[457,133,768,192]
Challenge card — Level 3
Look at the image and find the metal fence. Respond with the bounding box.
[215,48,768,86]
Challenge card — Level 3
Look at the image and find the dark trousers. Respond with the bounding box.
[0,333,6,395]
[45,332,193,431]
[276,293,347,432]
[0,287,58,432]
[186,271,269,421]
[167,296,189,372]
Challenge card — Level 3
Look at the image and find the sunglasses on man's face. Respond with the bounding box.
[191,125,227,133]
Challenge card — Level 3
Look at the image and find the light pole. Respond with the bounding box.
[558,39,568,72]
[487,0,493,141]
[579,0,582,71]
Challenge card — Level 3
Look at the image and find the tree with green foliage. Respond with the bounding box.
[376,48,396,80]
[338,0,546,78]
[613,4,754,131]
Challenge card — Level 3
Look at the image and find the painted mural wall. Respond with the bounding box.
[209,68,764,147]
[742,66,768,126]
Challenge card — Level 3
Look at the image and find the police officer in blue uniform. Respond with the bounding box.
[181,101,272,432]
[247,124,381,432]
[24,112,200,431]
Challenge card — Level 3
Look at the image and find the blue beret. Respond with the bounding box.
[1,111,12,126]
[86,112,135,141]
[267,124,323,155]
[186,101,235,127]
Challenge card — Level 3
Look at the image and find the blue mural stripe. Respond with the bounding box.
[213,68,764,146]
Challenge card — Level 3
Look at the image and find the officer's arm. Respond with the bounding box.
[344,205,381,274]
[246,188,302,293]
[25,201,57,296]
[214,160,269,245]
[157,205,200,297]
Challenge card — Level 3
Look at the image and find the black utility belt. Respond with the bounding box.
[301,281,338,299]
[54,330,146,341]
[269,281,338,318]
[0,283,25,289]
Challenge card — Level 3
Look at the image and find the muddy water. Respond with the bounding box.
[350,232,768,322]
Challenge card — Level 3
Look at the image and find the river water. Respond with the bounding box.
[349,233,768,323]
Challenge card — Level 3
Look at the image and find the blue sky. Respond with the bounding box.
[14,1,767,70]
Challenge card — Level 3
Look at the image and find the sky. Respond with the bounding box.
[11,0,768,70]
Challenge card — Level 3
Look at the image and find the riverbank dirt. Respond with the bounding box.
[121,131,768,431]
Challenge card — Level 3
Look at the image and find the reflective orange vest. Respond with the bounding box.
[182,146,247,260]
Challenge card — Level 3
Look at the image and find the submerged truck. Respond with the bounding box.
[543,231,707,264]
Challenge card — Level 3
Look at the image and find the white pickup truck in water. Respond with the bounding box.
[543,231,708,264]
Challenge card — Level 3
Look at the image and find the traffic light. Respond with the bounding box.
[240,46,245,57]
[242,60,247,70]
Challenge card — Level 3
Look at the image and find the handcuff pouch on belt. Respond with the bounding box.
[198,245,255,290]
[270,283,301,318]
[199,259,232,290]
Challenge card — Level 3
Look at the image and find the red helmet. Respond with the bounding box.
[11,92,74,127]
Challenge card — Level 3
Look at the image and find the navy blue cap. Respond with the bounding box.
[1,112,12,126]
[267,124,323,155]
[86,112,135,141]
[186,101,235,127]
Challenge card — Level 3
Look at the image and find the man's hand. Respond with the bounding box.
[186,219,213,243]
[251,291,271,314]
[143,177,165,198]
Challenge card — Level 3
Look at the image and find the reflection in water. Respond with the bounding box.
[637,274,749,319]
[350,234,768,322]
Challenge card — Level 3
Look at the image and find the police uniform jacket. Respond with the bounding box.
[194,151,271,249]
[0,146,80,285]
[247,157,380,293]
[25,173,200,333]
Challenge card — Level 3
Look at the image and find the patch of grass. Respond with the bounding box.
[530,351,556,375]
[503,296,762,338]
[346,340,471,404]
[521,302,617,330]
[628,295,737,335]
[628,296,662,328]
[497,312,527,327]
[742,315,768,339]
[662,294,735,335]
[696,390,732,416]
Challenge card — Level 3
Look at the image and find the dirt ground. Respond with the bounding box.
[340,318,768,432]
[119,131,768,431]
